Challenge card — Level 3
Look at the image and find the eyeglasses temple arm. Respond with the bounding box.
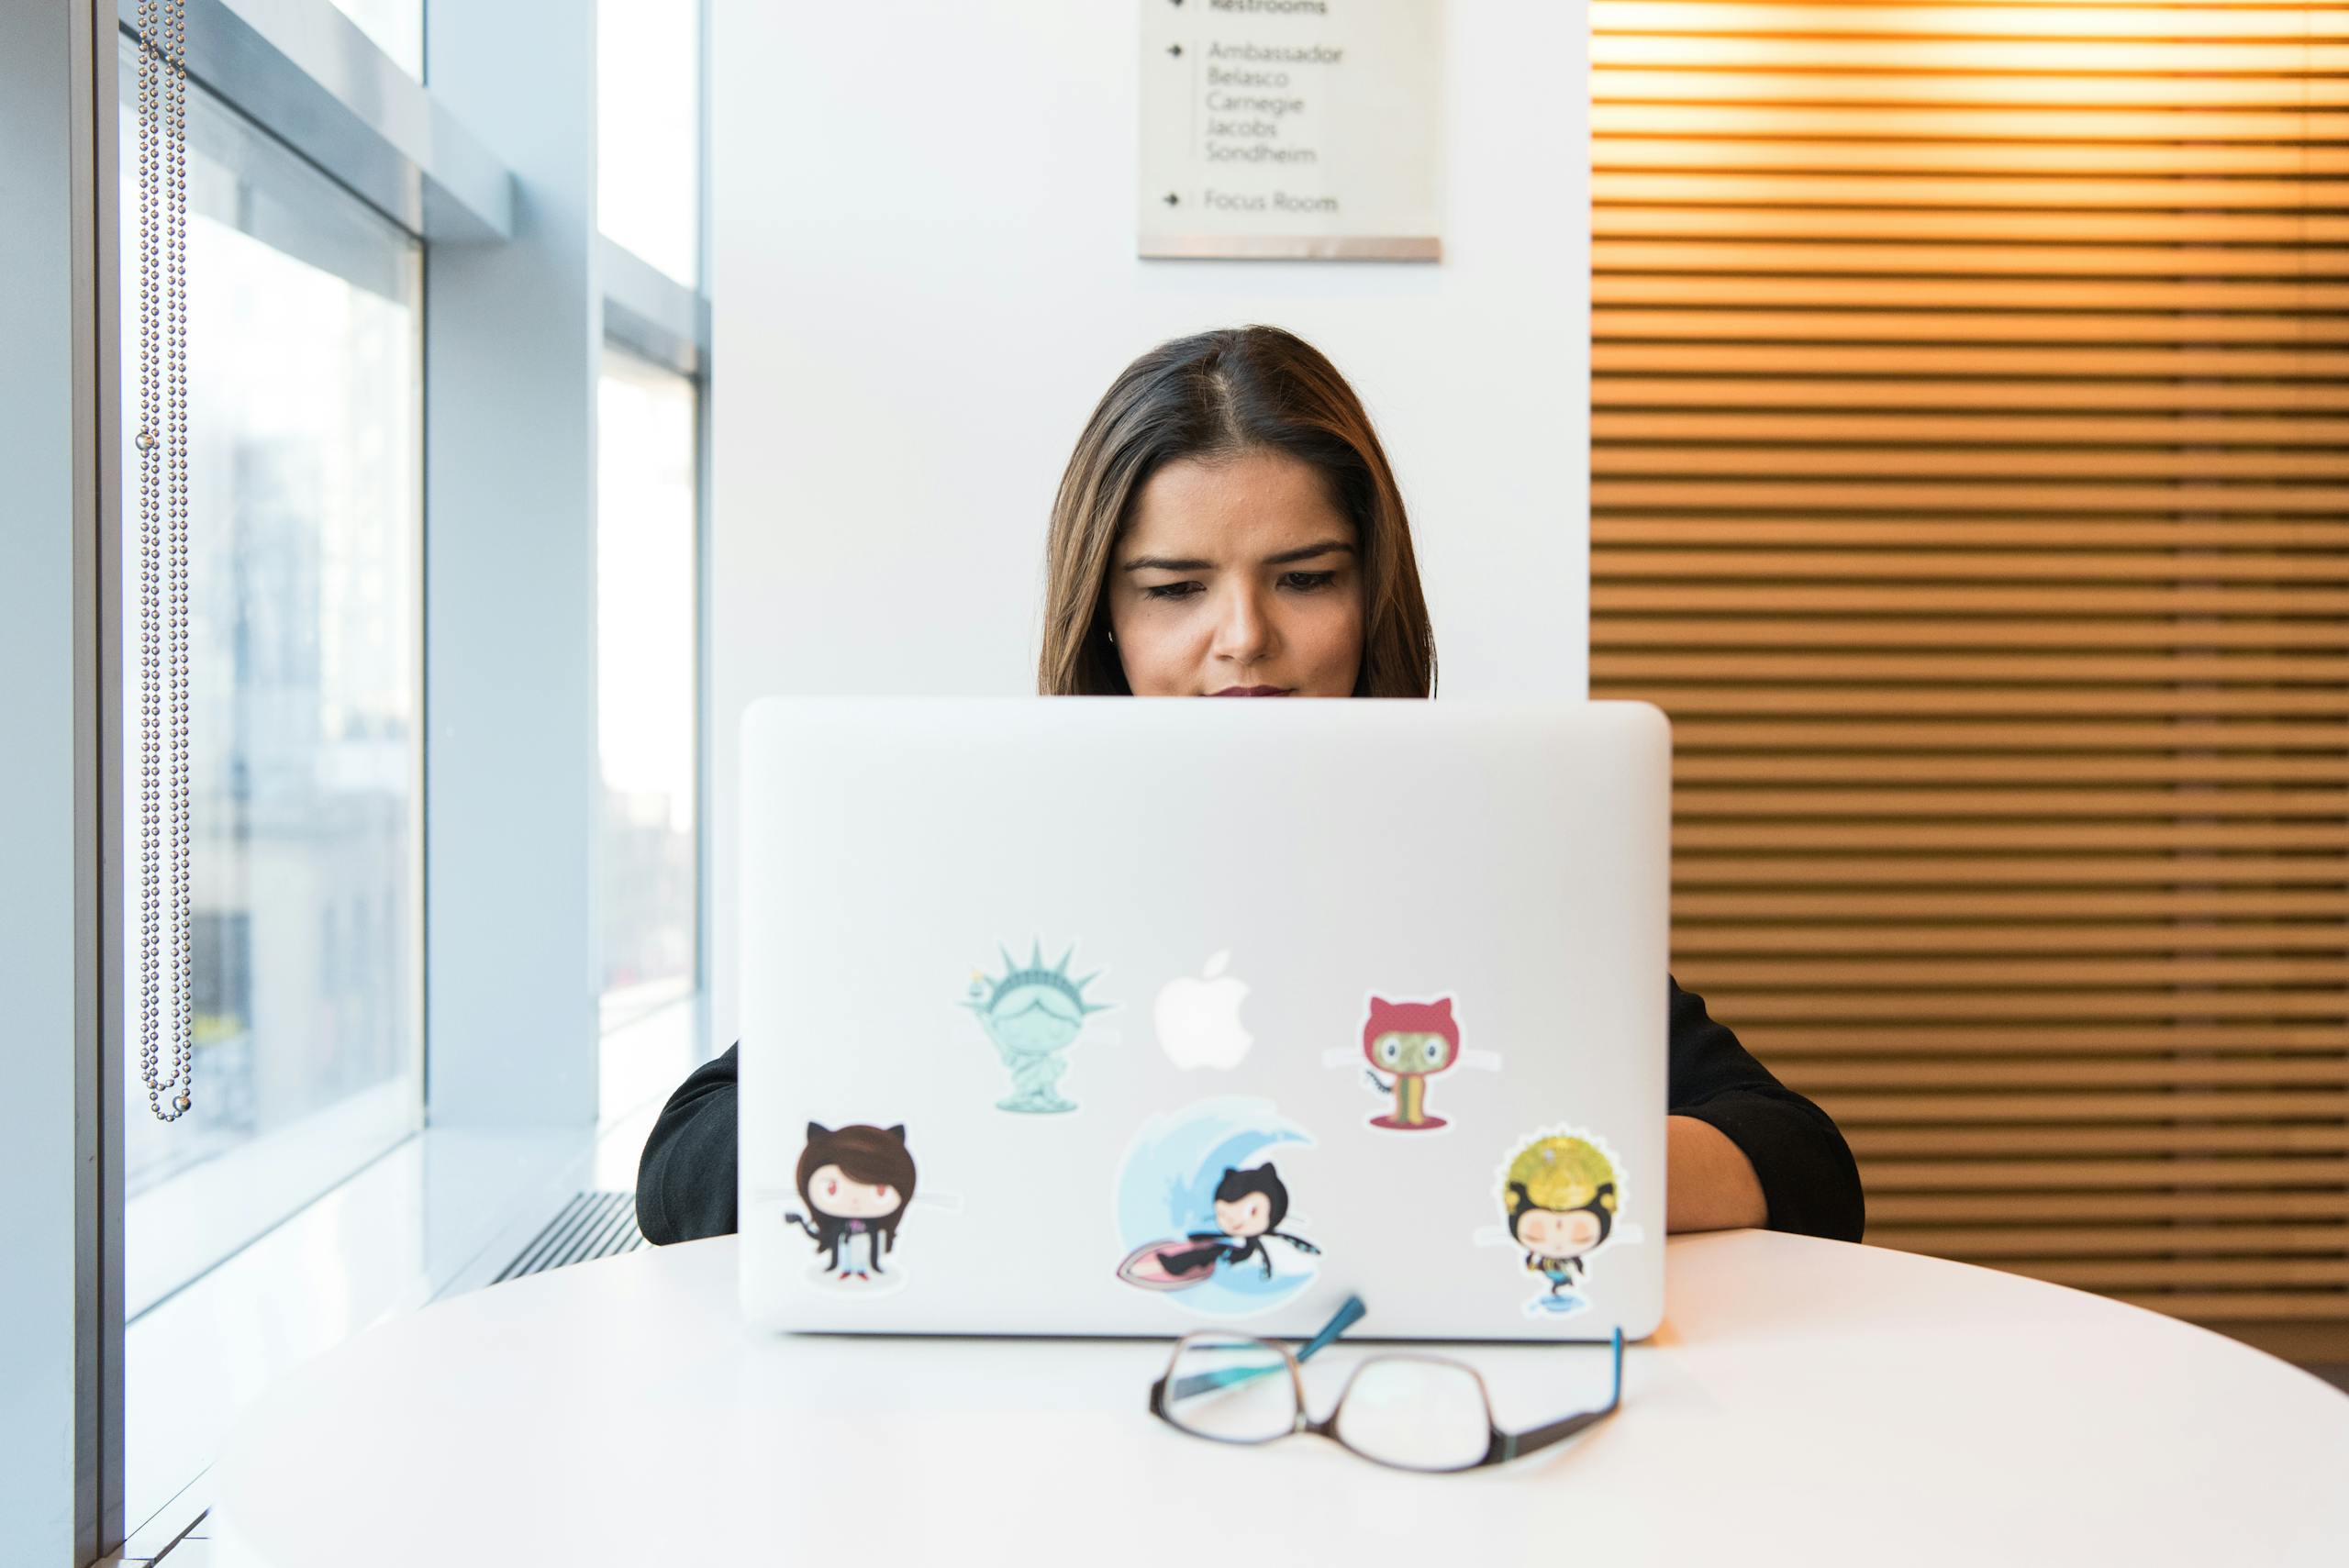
[1160,1296,1367,1403]
[1296,1294,1366,1365]
[1495,1328,1623,1463]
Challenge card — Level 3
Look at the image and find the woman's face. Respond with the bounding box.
[1107,449,1364,697]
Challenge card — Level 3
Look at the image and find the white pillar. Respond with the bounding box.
[423,2,605,1126]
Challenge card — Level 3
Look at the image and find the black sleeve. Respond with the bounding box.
[1665,976,1865,1242]
[635,1041,741,1244]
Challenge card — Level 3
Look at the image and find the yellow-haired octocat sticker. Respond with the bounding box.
[1502,1134,1620,1316]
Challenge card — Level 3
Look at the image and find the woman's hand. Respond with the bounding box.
[1665,1115,1768,1233]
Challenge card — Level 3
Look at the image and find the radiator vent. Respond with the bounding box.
[495,1190,647,1284]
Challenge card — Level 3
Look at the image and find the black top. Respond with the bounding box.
[634,976,1865,1246]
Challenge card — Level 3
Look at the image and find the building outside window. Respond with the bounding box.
[596,347,700,1019]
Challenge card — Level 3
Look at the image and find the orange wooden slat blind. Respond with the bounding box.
[1587,0,2349,1346]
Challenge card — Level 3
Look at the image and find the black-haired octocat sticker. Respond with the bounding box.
[1114,1095,1321,1316]
[1119,1163,1320,1290]
[783,1122,916,1283]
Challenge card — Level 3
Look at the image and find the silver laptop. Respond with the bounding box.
[739,697,1669,1340]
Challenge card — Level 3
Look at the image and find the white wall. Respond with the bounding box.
[709,0,1589,1044]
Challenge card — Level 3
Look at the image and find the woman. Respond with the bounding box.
[637,325,1864,1247]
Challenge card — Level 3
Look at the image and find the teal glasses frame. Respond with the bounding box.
[1146,1295,1624,1473]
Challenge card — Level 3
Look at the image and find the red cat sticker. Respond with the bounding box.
[1325,995,1502,1133]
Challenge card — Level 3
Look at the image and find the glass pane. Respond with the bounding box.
[328,0,423,79]
[1333,1358,1493,1471]
[598,0,701,284]
[597,348,699,1014]
[1163,1338,1297,1442]
[116,39,422,1319]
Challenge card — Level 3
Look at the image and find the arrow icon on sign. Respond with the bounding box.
[1163,193,1180,206]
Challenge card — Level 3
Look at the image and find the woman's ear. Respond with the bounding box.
[806,1121,830,1142]
[885,1124,907,1143]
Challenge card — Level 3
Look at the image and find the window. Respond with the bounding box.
[596,348,700,1020]
[116,39,423,1326]
[597,0,702,285]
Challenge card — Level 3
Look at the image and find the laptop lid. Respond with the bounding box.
[739,697,1668,1340]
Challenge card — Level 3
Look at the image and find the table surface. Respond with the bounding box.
[208,1229,2349,1567]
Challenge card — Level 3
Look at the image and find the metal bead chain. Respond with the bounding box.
[137,0,195,1122]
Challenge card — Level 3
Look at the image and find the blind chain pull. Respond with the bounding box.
[136,0,194,1122]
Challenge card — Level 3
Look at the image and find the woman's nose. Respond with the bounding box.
[1210,584,1277,666]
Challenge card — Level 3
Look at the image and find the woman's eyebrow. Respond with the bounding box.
[1120,539,1357,573]
[1261,540,1354,566]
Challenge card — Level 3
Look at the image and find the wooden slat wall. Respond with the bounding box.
[1588,0,2349,1343]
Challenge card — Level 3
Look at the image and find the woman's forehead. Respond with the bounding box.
[1124,451,1351,558]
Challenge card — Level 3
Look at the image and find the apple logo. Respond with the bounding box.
[1155,951,1253,1070]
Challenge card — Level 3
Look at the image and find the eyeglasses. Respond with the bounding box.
[1146,1295,1623,1473]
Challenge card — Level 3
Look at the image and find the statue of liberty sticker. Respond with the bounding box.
[963,940,1114,1114]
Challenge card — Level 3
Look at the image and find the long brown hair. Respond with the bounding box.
[1039,326,1436,696]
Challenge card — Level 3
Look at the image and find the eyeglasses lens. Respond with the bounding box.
[1163,1338,1297,1443]
[1333,1358,1492,1472]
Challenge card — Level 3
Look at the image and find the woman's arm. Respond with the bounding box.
[1664,976,1865,1240]
[635,1041,742,1244]
[1666,1114,1767,1232]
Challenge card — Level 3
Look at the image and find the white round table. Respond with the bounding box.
[208,1229,2349,1566]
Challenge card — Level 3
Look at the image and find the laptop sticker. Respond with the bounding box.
[1322,995,1502,1133]
[963,940,1115,1114]
[1113,1096,1321,1317]
[1153,951,1253,1070]
[781,1121,919,1294]
[1491,1128,1636,1318]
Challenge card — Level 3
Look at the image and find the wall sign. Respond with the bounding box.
[1138,0,1443,261]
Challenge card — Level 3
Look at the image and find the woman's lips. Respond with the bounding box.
[1213,685,1292,696]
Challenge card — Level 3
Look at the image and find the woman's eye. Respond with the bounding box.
[824,1179,837,1195]
[1142,581,1202,600]
[873,1185,888,1198]
[1281,570,1338,592]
